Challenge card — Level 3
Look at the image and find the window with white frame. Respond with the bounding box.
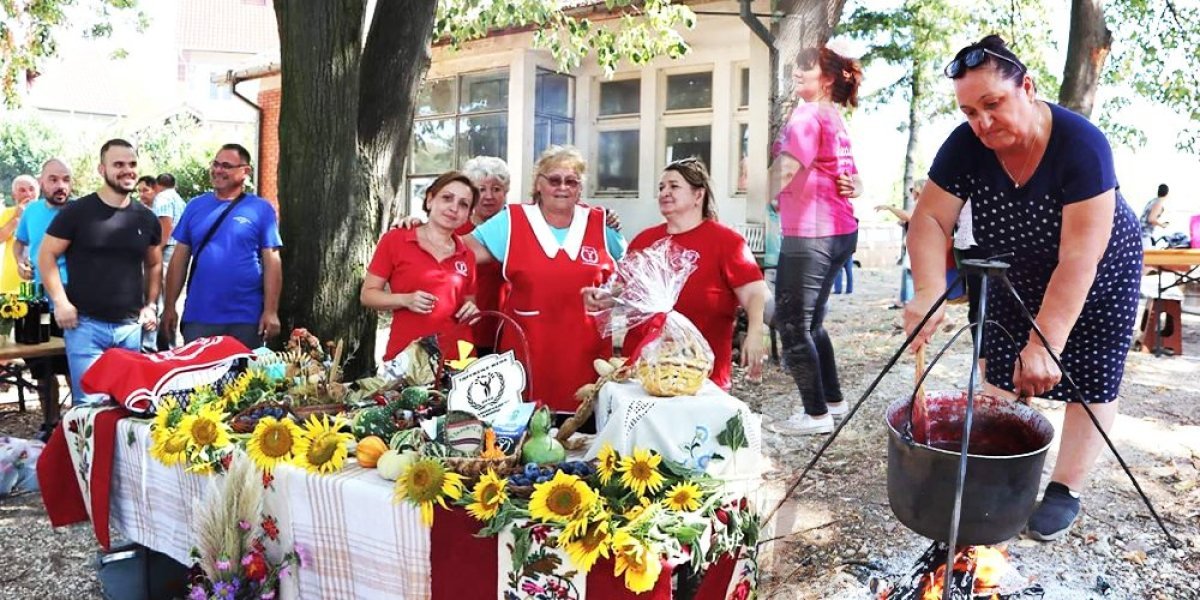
[661,70,712,170]
[734,65,750,194]
[595,76,641,194]
[409,71,509,210]
[534,69,575,158]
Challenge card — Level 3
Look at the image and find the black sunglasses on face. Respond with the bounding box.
[943,47,1026,79]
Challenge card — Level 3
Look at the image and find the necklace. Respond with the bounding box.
[997,111,1043,188]
[418,225,454,256]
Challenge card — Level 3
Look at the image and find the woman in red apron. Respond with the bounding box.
[466,146,625,415]
[456,156,511,354]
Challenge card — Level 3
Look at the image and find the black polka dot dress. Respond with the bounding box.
[929,103,1143,403]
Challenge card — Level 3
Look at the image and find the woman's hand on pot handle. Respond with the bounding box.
[1013,341,1062,398]
[902,292,944,352]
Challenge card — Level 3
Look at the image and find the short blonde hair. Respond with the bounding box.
[532,145,586,203]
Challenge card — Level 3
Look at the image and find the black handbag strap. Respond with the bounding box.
[186,193,246,289]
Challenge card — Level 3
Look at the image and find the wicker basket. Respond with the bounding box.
[230,401,297,434]
[636,356,711,397]
[290,403,348,422]
[443,435,526,479]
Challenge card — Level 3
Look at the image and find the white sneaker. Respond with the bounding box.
[769,413,834,435]
[826,401,848,421]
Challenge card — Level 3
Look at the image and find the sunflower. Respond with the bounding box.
[662,481,703,512]
[150,397,182,444]
[623,496,655,523]
[0,303,13,319]
[246,417,301,473]
[178,403,232,451]
[11,301,26,318]
[611,528,663,593]
[563,518,611,572]
[465,469,508,522]
[529,471,597,525]
[149,429,190,466]
[393,457,465,527]
[596,443,619,486]
[617,448,665,497]
[292,415,354,474]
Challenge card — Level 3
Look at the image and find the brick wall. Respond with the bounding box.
[257,86,281,207]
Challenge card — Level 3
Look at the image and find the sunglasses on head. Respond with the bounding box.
[943,47,1026,79]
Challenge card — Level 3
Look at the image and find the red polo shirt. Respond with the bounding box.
[368,227,476,361]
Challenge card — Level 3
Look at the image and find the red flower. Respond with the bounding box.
[262,470,275,489]
[731,579,752,600]
[262,516,280,541]
[530,524,550,544]
[220,453,233,470]
[242,550,269,581]
[715,509,730,525]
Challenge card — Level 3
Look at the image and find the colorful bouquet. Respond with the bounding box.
[186,454,303,600]
[0,294,28,338]
[392,445,758,594]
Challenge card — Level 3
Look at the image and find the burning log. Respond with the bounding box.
[875,542,1045,600]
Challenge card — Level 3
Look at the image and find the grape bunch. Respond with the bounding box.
[232,405,289,431]
[507,461,596,486]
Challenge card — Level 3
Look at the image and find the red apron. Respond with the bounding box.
[457,220,508,349]
[501,205,614,412]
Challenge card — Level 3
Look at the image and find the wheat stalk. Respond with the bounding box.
[191,454,264,579]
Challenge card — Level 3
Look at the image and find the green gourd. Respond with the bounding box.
[521,407,565,465]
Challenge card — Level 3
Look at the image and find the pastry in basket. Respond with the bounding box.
[636,336,713,397]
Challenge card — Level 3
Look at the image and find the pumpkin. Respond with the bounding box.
[355,436,388,468]
[377,449,418,481]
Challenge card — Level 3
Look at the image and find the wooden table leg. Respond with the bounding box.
[34,359,60,433]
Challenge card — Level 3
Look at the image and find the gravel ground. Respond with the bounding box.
[1,267,1197,599]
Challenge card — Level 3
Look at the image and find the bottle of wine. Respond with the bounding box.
[36,284,51,343]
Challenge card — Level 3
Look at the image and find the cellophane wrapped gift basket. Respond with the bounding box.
[597,239,714,397]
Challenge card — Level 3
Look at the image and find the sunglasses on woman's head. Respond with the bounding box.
[943,47,1026,79]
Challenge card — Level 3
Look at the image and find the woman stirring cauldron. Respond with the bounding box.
[904,36,1142,541]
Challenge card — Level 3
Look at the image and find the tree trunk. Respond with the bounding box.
[1058,0,1111,117]
[902,58,923,211]
[274,0,436,378]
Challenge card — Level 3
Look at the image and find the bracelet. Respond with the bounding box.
[1030,338,1064,354]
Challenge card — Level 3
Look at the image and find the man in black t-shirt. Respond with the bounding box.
[38,138,162,405]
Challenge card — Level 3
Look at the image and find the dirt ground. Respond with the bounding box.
[746,269,1200,600]
[0,267,1197,599]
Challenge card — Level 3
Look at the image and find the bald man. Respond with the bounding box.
[1,175,38,293]
[14,158,72,287]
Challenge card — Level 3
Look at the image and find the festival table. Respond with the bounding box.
[587,381,763,481]
[1142,248,1200,355]
[0,337,66,430]
[105,418,751,599]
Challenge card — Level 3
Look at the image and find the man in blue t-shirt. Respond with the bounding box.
[162,143,282,350]
[13,158,73,286]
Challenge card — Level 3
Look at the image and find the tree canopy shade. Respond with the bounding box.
[272,0,696,376]
[0,0,144,106]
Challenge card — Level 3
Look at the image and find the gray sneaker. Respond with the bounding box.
[826,401,848,421]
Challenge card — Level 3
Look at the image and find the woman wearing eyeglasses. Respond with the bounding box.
[904,35,1142,542]
[467,145,626,415]
[766,43,864,436]
[584,158,770,391]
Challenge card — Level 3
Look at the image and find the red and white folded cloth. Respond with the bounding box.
[82,336,253,413]
[37,405,131,550]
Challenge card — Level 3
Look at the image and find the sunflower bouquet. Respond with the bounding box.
[0,294,28,338]
[447,445,759,594]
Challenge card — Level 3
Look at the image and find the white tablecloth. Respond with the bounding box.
[109,420,431,599]
[586,381,763,480]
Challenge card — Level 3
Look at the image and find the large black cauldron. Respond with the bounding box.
[885,391,1056,545]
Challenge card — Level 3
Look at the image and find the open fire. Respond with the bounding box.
[874,542,1045,600]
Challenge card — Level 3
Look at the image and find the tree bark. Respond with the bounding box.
[1058,0,1111,117]
[902,59,922,211]
[274,0,436,378]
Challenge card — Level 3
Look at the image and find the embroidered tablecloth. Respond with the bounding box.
[586,381,763,481]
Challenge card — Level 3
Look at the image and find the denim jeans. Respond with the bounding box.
[142,245,175,353]
[63,315,142,405]
[776,232,857,416]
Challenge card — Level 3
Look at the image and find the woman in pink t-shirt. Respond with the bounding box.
[768,45,865,435]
